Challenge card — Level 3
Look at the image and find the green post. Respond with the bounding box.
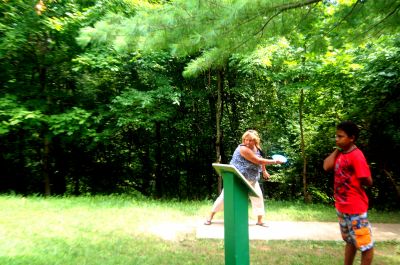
[212,163,260,265]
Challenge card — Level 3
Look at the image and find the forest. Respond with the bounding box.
[0,0,399,210]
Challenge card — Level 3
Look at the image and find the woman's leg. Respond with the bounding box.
[205,189,224,224]
[249,182,266,225]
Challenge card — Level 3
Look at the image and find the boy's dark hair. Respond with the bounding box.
[336,121,360,141]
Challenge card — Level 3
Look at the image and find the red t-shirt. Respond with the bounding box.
[334,148,371,214]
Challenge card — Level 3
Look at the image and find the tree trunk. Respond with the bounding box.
[155,122,163,198]
[43,135,51,196]
[216,70,224,194]
[226,63,240,139]
[39,62,52,196]
[299,89,310,203]
[383,169,400,201]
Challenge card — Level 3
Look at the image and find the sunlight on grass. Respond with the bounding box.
[0,195,398,265]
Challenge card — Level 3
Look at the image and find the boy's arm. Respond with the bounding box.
[361,176,373,187]
[323,149,340,171]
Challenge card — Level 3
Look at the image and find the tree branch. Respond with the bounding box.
[275,0,322,12]
[230,0,323,52]
[249,0,323,34]
[363,3,400,36]
[327,0,362,34]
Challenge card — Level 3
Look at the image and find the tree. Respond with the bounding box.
[0,0,96,195]
[1,1,399,208]
[77,0,400,200]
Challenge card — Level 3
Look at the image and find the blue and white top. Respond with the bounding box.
[230,144,262,182]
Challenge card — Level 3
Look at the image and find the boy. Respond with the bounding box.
[323,121,374,265]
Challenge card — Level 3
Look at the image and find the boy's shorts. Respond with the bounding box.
[336,211,374,252]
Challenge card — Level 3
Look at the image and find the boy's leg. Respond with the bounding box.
[361,248,373,265]
[344,243,374,265]
[337,211,374,265]
[344,243,357,265]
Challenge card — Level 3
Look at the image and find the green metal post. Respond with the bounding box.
[212,163,259,265]
[223,171,250,265]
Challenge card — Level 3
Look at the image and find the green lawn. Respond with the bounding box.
[0,195,398,265]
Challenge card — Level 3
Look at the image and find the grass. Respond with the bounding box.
[0,195,399,265]
[263,200,400,223]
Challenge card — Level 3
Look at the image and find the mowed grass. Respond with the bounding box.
[0,195,399,265]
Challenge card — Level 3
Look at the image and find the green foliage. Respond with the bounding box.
[0,95,42,134]
[110,85,178,128]
[79,0,329,76]
[48,107,95,137]
[77,0,400,77]
[1,0,400,209]
[183,48,229,77]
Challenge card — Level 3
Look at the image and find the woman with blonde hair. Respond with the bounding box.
[204,129,282,226]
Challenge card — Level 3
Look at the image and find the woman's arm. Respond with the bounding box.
[240,146,279,165]
[262,166,270,180]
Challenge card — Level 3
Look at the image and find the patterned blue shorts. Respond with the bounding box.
[336,211,374,252]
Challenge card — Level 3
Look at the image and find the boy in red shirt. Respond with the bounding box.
[323,121,374,265]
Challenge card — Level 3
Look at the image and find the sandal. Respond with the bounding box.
[204,220,212,225]
[256,222,268,227]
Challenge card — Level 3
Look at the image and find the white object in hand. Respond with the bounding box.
[272,154,288,163]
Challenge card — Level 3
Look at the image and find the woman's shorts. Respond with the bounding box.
[336,211,374,252]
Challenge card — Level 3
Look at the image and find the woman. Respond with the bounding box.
[204,130,282,227]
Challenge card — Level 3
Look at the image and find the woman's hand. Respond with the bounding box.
[262,170,270,180]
